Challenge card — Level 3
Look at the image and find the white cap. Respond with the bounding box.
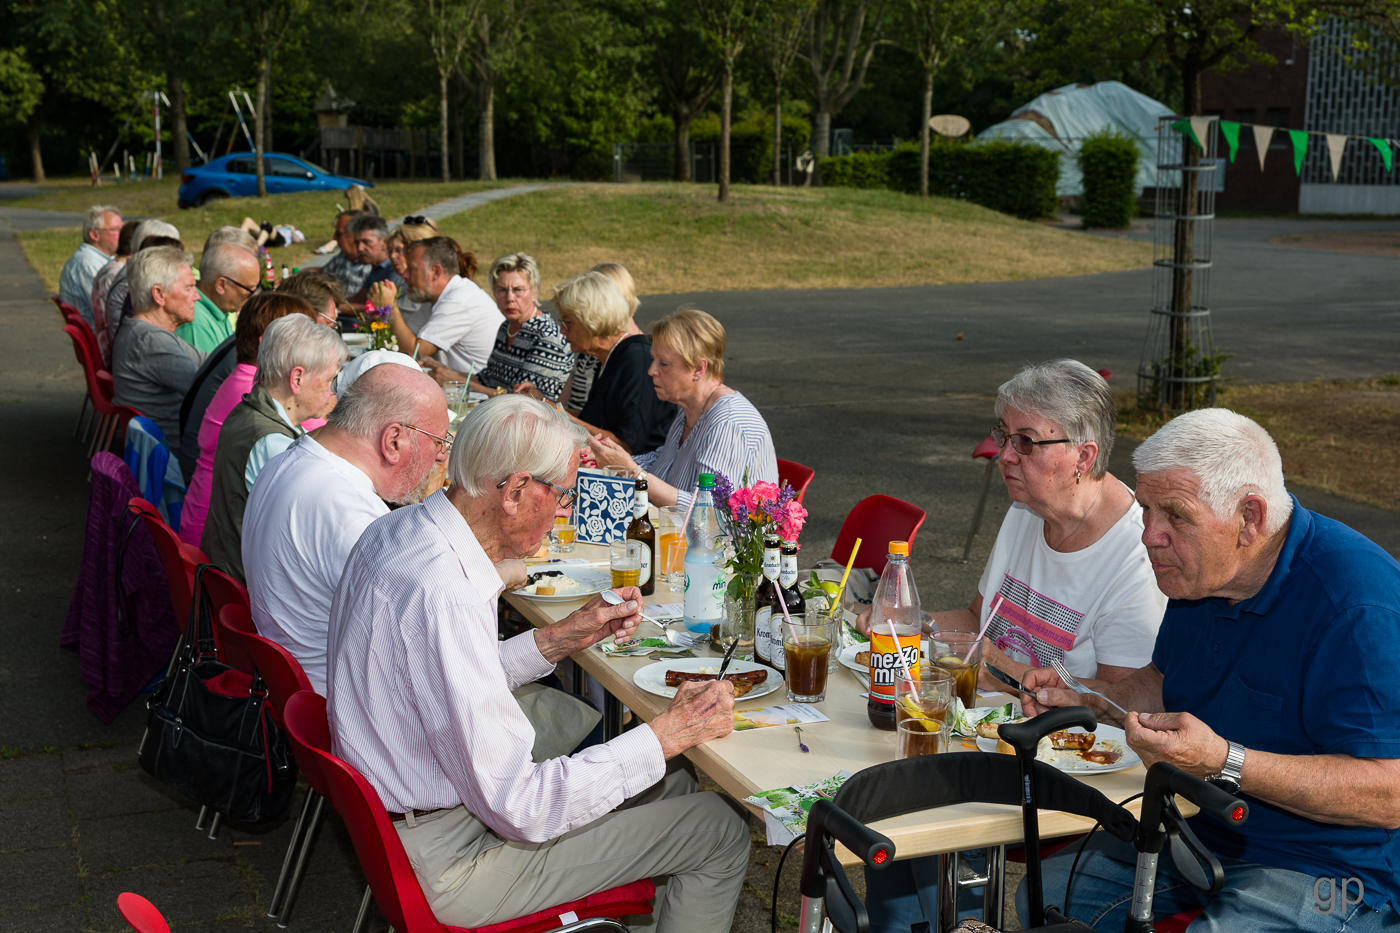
[334,349,422,397]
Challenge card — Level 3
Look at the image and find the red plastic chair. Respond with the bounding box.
[961,435,1002,563]
[63,309,102,363]
[830,495,927,577]
[62,324,140,456]
[282,691,656,933]
[131,499,207,637]
[776,458,815,505]
[52,296,80,321]
[116,892,172,933]
[1156,908,1205,931]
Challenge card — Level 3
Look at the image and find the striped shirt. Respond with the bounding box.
[566,353,600,412]
[326,489,666,839]
[478,312,575,401]
[635,391,777,508]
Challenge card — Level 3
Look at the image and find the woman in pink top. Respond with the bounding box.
[180,295,322,545]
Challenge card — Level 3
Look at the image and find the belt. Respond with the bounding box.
[388,808,446,824]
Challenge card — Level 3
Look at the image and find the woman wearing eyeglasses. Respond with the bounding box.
[856,359,1167,933]
[460,253,573,402]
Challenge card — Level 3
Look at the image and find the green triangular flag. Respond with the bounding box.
[1288,129,1309,175]
[1171,119,1202,151]
[1219,121,1241,163]
[1369,137,1393,172]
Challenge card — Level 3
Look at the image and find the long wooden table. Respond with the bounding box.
[504,544,1156,882]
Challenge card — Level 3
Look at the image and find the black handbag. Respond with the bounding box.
[138,564,297,823]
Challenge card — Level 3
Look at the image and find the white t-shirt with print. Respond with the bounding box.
[976,498,1166,679]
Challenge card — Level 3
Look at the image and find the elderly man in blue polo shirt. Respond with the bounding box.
[1020,407,1400,931]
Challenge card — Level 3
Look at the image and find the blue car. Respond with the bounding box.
[177,152,371,208]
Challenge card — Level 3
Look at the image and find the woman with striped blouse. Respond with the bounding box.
[588,308,777,508]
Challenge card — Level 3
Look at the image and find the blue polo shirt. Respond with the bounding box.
[1153,497,1400,910]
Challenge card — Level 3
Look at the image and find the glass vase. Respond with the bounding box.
[720,571,758,662]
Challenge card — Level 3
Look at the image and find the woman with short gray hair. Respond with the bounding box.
[858,359,1168,933]
[465,253,573,401]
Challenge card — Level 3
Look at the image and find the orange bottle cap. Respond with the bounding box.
[888,541,909,555]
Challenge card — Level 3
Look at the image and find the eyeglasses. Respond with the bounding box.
[404,215,430,226]
[496,474,578,509]
[404,423,452,454]
[992,426,1074,456]
[222,276,258,296]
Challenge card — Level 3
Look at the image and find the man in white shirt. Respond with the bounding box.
[385,237,502,379]
[327,395,748,932]
[59,204,122,327]
[242,356,447,693]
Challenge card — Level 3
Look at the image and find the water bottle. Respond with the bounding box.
[866,541,922,730]
[682,473,725,635]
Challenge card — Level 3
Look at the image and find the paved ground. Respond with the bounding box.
[2,200,1397,932]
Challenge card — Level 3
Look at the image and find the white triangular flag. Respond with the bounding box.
[1189,117,1214,154]
[1253,124,1274,171]
[1326,133,1347,181]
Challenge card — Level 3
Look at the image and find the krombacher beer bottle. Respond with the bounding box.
[753,535,782,667]
[626,478,656,596]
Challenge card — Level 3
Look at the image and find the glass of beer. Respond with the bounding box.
[657,506,687,592]
[549,515,577,553]
[609,540,642,588]
[897,719,944,759]
[782,614,834,703]
[931,630,981,709]
[895,668,952,756]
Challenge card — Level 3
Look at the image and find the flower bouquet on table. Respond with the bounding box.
[359,300,398,352]
[711,472,808,584]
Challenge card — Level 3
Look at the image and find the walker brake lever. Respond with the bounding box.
[1162,797,1226,895]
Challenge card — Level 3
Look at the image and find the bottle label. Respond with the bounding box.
[683,560,724,624]
[779,554,798,588]
[770,614,788,671]
[868,632,922,705]
[635,491,649,517]
[762,551,780,581]
[637,540,652,586]
[755,607,772,662]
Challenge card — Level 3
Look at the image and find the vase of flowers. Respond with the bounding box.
[359,300,398,352]
[711,473,809,661]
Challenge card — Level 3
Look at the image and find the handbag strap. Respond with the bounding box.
[187,563,221,662]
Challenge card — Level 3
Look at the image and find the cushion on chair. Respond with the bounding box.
[447,879,656,933]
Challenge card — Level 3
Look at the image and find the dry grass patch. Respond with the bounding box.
[439,183,1150,294]
[1267,230,1400,258]
[1118,378,1400,511]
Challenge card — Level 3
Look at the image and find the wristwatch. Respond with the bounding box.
[1209,741,1246,794]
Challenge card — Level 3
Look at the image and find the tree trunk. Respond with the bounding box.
[772,84,783,186]
[265,59,274,154]
[718,64,733,201]
[439,68,451,181]
[812,108,832,185]
[673,114,692,182]
[27,113,44,183]
[451,74,466,180]
[1183,62,1202,117]
[919,68,933,198]
[168,70,190,170]
[254,52,268,197]
[479,75,497,181]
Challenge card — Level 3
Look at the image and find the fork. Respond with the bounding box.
[1051,659,1131,718]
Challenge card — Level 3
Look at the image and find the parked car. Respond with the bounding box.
[177,152,371,208]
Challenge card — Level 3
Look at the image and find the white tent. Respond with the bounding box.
[976,81,1175,197]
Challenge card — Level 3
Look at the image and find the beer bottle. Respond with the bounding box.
[625,478,656,596]
[773,540,806,674]
[753,535,782,668]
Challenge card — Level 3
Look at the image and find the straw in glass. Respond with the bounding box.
[963,594,1004,664]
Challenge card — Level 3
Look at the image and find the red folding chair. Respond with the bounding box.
[283,691,656,933]
[830,495,927,578]
[62,324,140,456]
[131,499,207,637]
[116,892,172,933]
[776,458,815,505]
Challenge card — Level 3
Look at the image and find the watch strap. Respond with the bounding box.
[1212,741,1246,791]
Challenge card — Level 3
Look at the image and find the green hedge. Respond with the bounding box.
[820,141,1061,220]
[690,112,812,185]
[1078,132,1140,228]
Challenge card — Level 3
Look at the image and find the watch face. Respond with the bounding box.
[1209,776,1240,794]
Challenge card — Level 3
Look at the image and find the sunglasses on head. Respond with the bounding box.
[404,215,430,226]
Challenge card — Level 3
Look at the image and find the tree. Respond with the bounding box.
[648,0,724,181]
[424,0,477,181]
[230,0,308,195]
[0,49,44,178]
[124,0,203,170]
[801,0,889,164]
[695,0,760,200]
[464,0,538,181]
[753,0,814,184]
[897,0,1018,196]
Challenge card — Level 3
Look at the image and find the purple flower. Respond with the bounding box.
[795,727,809,753]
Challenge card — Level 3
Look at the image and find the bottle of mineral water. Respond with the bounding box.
[682,473,725,635]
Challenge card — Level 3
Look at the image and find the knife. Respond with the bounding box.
[985,662,1030,697]
[715,637,741,681]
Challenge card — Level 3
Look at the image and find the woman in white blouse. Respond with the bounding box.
[588,308,776,508]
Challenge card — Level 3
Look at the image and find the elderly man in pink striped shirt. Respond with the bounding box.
[327,394,749,932]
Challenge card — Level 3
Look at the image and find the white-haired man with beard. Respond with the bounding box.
[326,394,749,932]
[1021,408,1400,931]
[240,355,449,693]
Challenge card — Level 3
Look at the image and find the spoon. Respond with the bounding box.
[599,588,663,627]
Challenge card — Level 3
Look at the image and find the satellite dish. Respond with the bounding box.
[929,115,972,137]
[796,150,816,173]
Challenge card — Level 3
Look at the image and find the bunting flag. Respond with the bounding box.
[1252,124,1274,171]
[1288,129,1309,176]
[1369,137,1393,172]
[1190,117,1215,157]
[1171,118,1201,150]
[1219,121,1241,163]
[1326,134,1348,181]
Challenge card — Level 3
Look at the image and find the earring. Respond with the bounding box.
[1075,469,1081,485]
[693,374,699,381]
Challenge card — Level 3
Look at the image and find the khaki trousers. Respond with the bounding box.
[396,760,751,933]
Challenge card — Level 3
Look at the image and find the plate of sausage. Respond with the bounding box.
[633,658,782,700]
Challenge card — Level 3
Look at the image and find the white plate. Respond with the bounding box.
[839,643,870,673]
[633,658,783,700]
[515,567,612,602]
[975,724,1141,774]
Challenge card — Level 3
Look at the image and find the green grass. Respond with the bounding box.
[14,179,1151,296]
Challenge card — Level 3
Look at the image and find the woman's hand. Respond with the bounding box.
[588,432,635,472]
[513,381,545,401]
[367,280,397,307]
[421,357,467,387]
